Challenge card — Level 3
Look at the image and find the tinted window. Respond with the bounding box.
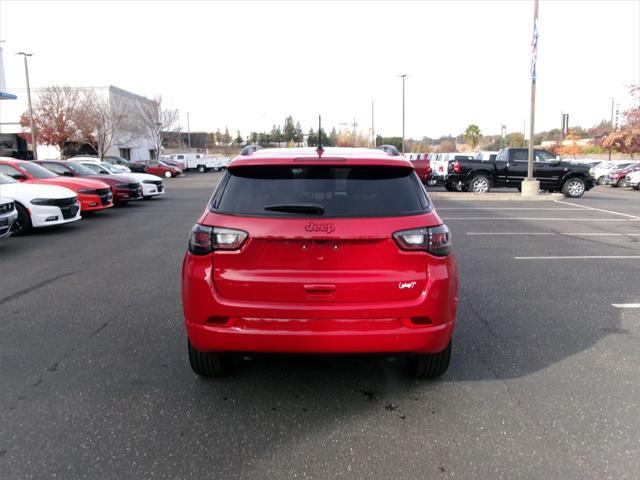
[18,162,58,179]
[213,165,429,218]
[0,164,24,178]
[41,162,70,175]
[512,150,528,162]
[0,173,17,184]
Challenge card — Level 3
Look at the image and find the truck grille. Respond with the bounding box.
[98,188,113,205]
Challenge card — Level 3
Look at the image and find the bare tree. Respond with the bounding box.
[77,92,131,160]
[131,95,178,159]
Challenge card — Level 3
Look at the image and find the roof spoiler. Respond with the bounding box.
[240,144,262,156]
[377,145,401,156]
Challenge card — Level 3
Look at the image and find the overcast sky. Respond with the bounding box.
[1,0,639,139]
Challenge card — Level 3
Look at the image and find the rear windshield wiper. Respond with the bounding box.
[264,203,325,214]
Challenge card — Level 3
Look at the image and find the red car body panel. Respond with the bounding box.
[182,150,458,354]
[145,163,180,177]
[0,159,113,211]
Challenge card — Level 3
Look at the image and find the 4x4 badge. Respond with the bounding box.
[305,222,335,234]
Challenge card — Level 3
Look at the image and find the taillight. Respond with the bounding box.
[453,161,461,173]
[393,225,452,256]
[188,224,248,255]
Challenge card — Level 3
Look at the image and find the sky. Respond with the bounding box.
[1,0,639,140]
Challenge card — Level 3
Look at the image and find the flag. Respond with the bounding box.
[530,18,539,81]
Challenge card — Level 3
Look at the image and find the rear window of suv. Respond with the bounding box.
[211,165,430,218]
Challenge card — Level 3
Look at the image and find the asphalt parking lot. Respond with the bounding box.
[1,174,639,479]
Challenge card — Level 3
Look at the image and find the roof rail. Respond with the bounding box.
[377,145,401,156]
[240,144,263,156]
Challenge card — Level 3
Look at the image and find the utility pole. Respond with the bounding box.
[371,99,375,148]
[17,52,37,159]
[186,111,191,149]
[352,117,358,147]
[400,74,407,154]
[523,0,539,196]
[608,97,614,161]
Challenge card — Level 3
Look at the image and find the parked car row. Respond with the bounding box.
[590,161,640,189]
[0,157,168,237]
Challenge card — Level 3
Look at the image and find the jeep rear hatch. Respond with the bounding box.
[206,165,437,304]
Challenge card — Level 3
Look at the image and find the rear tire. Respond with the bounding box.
[197,165,206,173]
[562,177,586,198]
[408,341,451,379]
[164,171,172,178]
[444,181,456,192]
[11,202,32,236]
[616,178,626,188]
[596,176,606,185]
[469,175,491,193]
[188,341,230,377]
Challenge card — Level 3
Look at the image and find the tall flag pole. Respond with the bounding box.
[527,0,539,182]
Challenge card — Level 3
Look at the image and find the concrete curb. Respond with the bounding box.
[428,192,564,201]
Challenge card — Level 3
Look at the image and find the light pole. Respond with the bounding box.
[399,74,407,154]
[186,111,191,149]
[523,0,539,196]
[17,52,37,159]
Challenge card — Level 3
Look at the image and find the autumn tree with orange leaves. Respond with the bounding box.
[602,85,640,158]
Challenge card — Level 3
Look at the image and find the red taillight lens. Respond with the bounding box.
[453,161,461,173]
[393,225,452,256]
[189,224,248,255]
[189,224,213,255]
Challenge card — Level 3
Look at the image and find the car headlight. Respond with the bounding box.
[0,201,15,213]
[78,189,98,194]
[30,198,57,206]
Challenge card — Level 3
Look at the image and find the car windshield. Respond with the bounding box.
[81,162,104,174]
[19,161,59,179]
[99,163,118,174]
[68,162,98,176]
[0,173,17,184]
[213,165,429,218]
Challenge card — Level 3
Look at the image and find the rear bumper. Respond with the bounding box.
[186,318,454,354]
[182,253,458,354]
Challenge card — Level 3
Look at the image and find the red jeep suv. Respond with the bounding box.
[182,146,458,378]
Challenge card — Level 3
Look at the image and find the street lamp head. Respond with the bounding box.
[16,52,33,57]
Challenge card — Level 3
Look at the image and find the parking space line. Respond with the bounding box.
[467,232,555,235]
[438,207,585,210]
[514,256,640,260]
[467,232,640,236]
[612,303,640,309]
[555,200,640,220]
[444,217,630,221]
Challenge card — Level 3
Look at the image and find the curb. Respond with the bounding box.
[428,192,564,201]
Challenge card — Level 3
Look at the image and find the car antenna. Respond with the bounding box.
[316,115,324,157]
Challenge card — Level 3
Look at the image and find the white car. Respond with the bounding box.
[71,156,131,173]
[76,161,165,199]
[590,161,634,185]
[0,195,18,239]
[625,170,640,190]
[0,173,81,235]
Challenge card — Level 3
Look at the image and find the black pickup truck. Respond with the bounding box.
[445,148,595,197]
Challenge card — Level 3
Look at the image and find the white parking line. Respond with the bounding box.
[467,232,640,236]
[612,303,640,309]
[555,200,640,220]
[514,256,640,260]
[467,232,555,235]
[444,218,630,221]
[438,207,585,210]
